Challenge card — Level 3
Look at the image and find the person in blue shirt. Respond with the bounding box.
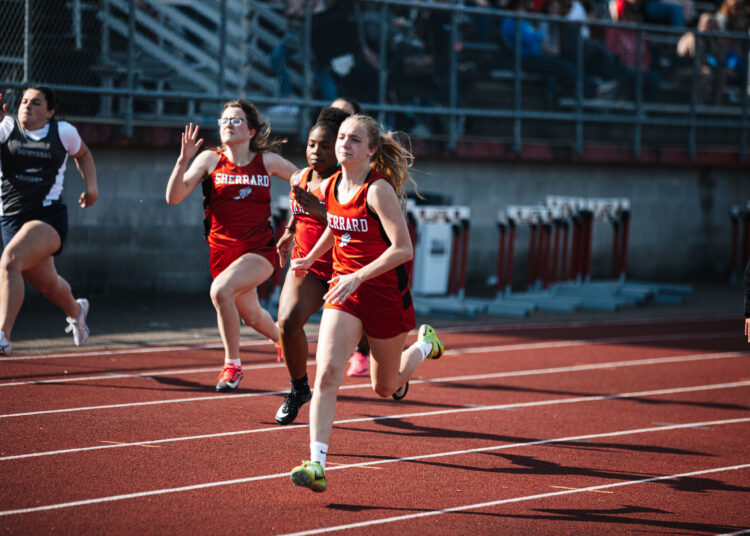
[500,0,610,100]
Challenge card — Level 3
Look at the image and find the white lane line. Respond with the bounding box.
[2,380,749,461]
[436,314,736,334]
[0,330,742,387]
[0,314,735,362]
[0,417,748,517]
[0,350,746,419]
[0,337,279,362]
[444,330,736,356]
[277,463,750,536]
[0,362,287,387]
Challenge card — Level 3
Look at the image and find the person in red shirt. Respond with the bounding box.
[274,106,350,425]
[166,99,297,392]
[606,0,661,101]
[287,114,445,492]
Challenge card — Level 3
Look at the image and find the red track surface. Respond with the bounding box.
[1,316,749,535]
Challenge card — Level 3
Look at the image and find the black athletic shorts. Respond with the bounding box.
[0,204,69,256]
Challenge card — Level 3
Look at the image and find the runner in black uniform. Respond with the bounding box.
[0,87,98,353]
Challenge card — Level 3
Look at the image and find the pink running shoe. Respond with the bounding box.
[274,342,282,363]
[346,351,369,377]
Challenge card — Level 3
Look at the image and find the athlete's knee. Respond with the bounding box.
[0,249,23,274]
[372,379,397,398]
[315,365,343,393]
[239,306,264,328]
[277,308,305,335]
[209,280,233,306]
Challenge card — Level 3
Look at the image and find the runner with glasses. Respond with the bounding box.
[166,99,297,391]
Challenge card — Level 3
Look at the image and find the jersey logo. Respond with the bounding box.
[233,187,253,200]
[340,233,352,248]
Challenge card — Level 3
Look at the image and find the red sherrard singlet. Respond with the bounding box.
[322,169,415,339]
[289,167,334,281]
[202,151,276,277]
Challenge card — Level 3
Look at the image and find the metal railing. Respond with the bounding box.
[1,0,748,158]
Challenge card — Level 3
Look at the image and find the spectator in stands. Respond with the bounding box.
[606,0,662,101]
[330,97,361,115]
[501,0,616,100]
[559,0,621,82]
[716,0,749,65]
[165,100,298,392]
[642,0,686,26]
[311,0,380,103]
[716,0,749,33]
[0,87,98,354]
[677,12,736,104]
[270,0,330,114]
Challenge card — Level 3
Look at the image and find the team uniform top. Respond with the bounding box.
[323,169,410,293]
[0,117,81,217]
[203,151,273,251]
[289,167,333,281]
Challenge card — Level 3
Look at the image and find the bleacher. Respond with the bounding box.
[0,0,746,157]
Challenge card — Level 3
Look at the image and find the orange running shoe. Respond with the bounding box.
[216,363,243,392]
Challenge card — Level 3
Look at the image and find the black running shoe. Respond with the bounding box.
[392,381,409,401]
[275,389,312,425]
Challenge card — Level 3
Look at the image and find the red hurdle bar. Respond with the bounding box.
[496,219,507,297]
[618,209,630,281]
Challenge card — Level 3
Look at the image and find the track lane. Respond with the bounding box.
[2,419,748,534]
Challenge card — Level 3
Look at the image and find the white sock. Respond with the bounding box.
[225,358,241,368]
[412,341,433,361]
[311,441,328,469]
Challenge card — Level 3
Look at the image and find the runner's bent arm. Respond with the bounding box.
[324,181,412,305]
[264,152,298,183]
[72,140,98,208]
[166,123,215,205]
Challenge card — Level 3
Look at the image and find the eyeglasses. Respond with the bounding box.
[217,117,247,127]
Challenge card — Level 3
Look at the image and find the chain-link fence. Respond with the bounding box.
[1,0,748,155]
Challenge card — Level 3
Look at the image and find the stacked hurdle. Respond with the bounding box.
[408,204,485,317]
[730,201,750,286]
[486,195,692,316]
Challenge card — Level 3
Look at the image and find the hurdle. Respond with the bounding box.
[409,205,485,317]
[730,202,750,286]
[547,196,693,306]
[489,204,584,313]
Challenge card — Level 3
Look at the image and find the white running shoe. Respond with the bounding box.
[0,330,11,355]
[65,298,89,346]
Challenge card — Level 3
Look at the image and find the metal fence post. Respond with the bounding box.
[218,0,227,97]
[299,1,313,143]
[24,0,32,83]
[688,29,699,160]
[447,1,460,151]
[513,13,522,154]
[73,0,82,50]
[633,28,643,159]
[575,22,583,156]
[741,37,749,161]
[124,0,135,137]
[377,2,388,127]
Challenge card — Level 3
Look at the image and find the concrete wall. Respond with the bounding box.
[58,146,749,296]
